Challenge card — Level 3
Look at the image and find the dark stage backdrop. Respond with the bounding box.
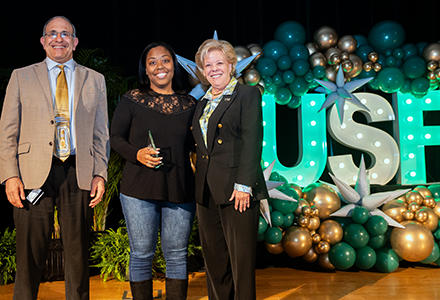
[1,0,440,231]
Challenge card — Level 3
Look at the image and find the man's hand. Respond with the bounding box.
[229,189,251,213]
[90,176,105,208]
[5,177,25,208]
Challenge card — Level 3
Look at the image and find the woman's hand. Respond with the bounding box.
[137,147,162,168]
[229,190,250,213]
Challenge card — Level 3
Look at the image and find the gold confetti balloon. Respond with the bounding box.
[382,199,407,223]
[264,241,284,255]
[302,183,341,219]
[282,226,313,258]
[391,221,434,262]
[317,220,343,245]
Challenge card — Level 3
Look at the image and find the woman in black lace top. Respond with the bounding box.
[111,42,196,300]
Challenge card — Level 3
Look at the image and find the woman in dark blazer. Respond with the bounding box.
[192,39,268,300]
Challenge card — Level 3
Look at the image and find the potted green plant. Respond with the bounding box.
[0,228,16,285]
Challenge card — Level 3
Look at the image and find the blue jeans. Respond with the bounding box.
[120,193,196,281]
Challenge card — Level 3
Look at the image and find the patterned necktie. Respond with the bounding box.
[54,65,70,161]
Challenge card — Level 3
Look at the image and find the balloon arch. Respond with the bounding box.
[224,20,440,272]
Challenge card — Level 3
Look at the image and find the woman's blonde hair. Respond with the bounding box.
[195,39,237,76]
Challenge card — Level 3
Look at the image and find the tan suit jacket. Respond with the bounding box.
[0,60,109,190]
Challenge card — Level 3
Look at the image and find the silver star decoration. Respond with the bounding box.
[314,67,373,124]
[260,160,298,227]
[326,155,410,228]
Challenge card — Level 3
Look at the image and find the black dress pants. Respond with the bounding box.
[197,187,260,300]
[13,156,93,300]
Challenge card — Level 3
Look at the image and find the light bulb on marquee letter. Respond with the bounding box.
[261,93,327,186]
[327,92,400,185]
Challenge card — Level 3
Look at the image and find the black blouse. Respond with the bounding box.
[110,89,196,203]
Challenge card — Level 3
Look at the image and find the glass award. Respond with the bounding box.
[148,130,163,168]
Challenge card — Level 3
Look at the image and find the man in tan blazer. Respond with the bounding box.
[0,16,109,300]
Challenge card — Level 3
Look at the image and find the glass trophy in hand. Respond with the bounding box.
[148,130,163,169]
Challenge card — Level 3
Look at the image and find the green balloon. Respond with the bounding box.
[257,233,265,242]
[355,246,377,270]
[400,79,412,94]
[368,20,406,54]
[291,59,309,77]
[386,56,396,67]
[368,77,380,90]
[375,247,399,273]
[358,69,376,79]
[402,43,419,60]
[351,206,370,224]
[262,40,288,61]
[264,226,283,244]
[274,21,306,48]
[384,49,393,58]
[411,77,430,95]
[304,71,314,83]
[356,44,375,63]
[328,242,356,270]
[402,57,425,79]
[287,95,301,109]
[265,83,278,94]
[289,44,309,61]
[264,77,273,85]
[272,199,298,215]
[377,67,404,93]
[256,58,277,77]
[275,87,292,105]
[270,210,284,227]
[344,223,370,249]
[273,74,283,85]
[288,77,309,97]
[393,48,405,59]
[332,217,353,230]
[282,213,294,228]
[429,184,440,198]
[269,172,280,181]
[312,66,326,79]
[368,234,387,249]
[258,216,268,235]
[365,215,388,235]
[282,70,295,84]
[420,243,439,264]
[277,55,292,71]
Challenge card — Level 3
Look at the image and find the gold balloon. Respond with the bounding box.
[317,241,330,254]
[414,186,433,199]
[243,69,261,86]
[422,207,439,231]
[382,199,407,223]
[390,221,434,262]
[337,35,358,54]
[427,60,439,71]
[234,45,252,62]
[405,190,423,205]
[436,68,440,79]
[265,241,284,255]
[340,52,349,61]
[313,26,338,52]
[330,54,341,65]
[433,201,440,217]
[422,42,440,62]
[302,246,319,263]
[345,54,363,78]
[302,183,341,219]
[307,216,321,231]
[298,215,310,227]
[311,206,320,217]
[325,47,342,63]
[305,42,319,56]
[294,199,310,216]
[318,253,335,270]
[402,209,414,220]
[373,62,382,72]
[363,62,373,72]
[342,60,353,72]
[288,183,303,199]
[302,206,312,216]
[312,233,322,244]
[415,209,429,223]
[325,66,336,82]
[428,71,437,81]
[246,43,263,64]
[282,226,313,258]
[367,52,379,63]
[309,52,327,68]
[423,196,436,208]
[317,220,343,245]
[408,202,420,212]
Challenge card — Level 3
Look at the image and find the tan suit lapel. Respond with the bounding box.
[73,62,86,115]
[34,61,54,112]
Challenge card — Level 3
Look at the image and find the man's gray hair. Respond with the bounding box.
[42,16,76,38]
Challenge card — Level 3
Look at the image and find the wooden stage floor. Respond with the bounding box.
[1,265,440,299]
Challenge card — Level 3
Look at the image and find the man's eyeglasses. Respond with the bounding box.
[44,31,75,39]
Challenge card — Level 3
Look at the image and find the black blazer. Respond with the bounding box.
[192,83,268,205]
